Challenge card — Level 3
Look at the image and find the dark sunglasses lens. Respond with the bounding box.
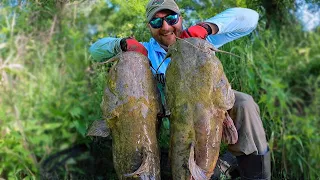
[150,18,163,28]
[149,14,179,28]
[165,14,179,25]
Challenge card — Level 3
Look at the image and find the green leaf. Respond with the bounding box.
[43,123,62,130]
[73,120,86,137]
[69,107,83,118]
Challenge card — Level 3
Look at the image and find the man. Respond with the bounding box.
[89,0,271,179]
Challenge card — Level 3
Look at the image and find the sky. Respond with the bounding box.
[295,0,320,31]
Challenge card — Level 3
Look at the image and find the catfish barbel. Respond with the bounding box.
[87,52,161,180]
[165,38,235,179]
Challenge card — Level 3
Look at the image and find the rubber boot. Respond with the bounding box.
[236,150,271,180]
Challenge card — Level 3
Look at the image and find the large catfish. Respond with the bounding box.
[165,38,235,179]
[87,52,161,179]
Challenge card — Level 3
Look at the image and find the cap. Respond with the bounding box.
[146,0,180,22]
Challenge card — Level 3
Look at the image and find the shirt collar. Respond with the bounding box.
[150,38,167,53]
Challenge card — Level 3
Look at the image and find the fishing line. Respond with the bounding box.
[96,52,121,65]
[156,56,168,74]
[175,37,241,58]
[96,52,157,73]
[155,37,241,74]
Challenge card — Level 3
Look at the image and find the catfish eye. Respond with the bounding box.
[215,78,225,88]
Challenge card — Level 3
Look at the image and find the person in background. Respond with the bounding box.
[89,0,271,179]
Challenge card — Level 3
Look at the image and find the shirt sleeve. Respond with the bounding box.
[204,8,259,48]
[89,37,122,62]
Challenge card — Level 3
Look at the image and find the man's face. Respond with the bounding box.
[148,10,183,47]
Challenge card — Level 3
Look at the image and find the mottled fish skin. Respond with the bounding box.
[165,38,235,179]
[101,52,161,180]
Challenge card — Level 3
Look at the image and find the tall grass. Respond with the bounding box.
[218,27,320,179]
[0,4,102,179]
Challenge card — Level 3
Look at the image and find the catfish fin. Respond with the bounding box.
[124,148,155,180]
[86,120,110,137]
[188,142,208,180]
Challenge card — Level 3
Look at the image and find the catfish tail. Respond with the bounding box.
[124,148,156,180]
[188,142,208,180]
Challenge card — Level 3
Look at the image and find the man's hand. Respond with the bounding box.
[120,38,148,57]
[222,113,238,145]
[180,23,213,39]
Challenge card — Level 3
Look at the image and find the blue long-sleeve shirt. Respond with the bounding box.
[89,8,259,74]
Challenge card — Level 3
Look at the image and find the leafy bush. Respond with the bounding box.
[0,2,102,178]
[218,26,320,179]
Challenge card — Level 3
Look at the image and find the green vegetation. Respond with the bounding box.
[0,0,319,179]
[218,28,320,179]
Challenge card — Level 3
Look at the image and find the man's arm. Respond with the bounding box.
[89,37,147,62]
[205,8,259,48]
[180,8,258,47]
[89,37,122,62]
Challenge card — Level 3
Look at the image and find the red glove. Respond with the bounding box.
[120,38,148,57]
[222,113,238,144]
[180,23,212,39]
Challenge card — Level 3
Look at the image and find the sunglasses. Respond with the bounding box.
[149,13,179,29]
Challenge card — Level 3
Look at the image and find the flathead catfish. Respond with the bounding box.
[165,38,235,179]
[87,52,161,179]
